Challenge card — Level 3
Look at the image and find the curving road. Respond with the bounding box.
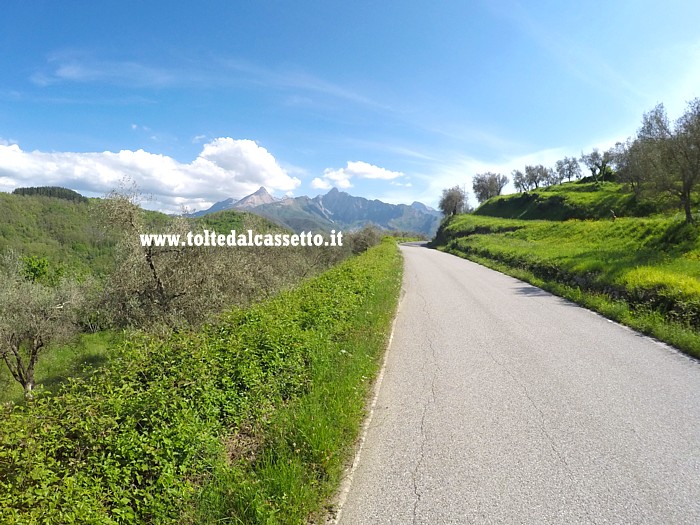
[335,243,700,524]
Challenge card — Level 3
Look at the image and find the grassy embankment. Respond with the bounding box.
[432,181,700,358]
[474,180,661,220]
[0,239,402,524]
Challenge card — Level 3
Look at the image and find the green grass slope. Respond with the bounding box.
[432,214,700,357]
[474,181,661,220]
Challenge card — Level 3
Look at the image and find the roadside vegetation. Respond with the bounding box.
[0,225,401,522]
[0,178,403,522]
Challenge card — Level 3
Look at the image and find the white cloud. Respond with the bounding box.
[0,138,300,213]
[315,160,404,189]
[350,161,404,180]
[32,52,176,88]
[310,177,332,190]
[319,168,353,189]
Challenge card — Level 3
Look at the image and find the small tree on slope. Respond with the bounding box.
[0,255,81,400]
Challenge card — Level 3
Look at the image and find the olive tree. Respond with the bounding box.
[512,169,527,192]
[439,186,468,216]
[472,172,509,203]
[555,157,582,183]
[100,184,348,330]
[580,148,613,183]
[673,98,700,222]
[609,138,649,197]
[100,190,258,329]
[347,224,383,254]
[0,255,82,399]
[524,165,551,189]
[634,100,700,223]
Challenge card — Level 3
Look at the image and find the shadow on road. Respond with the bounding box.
[399,241,429,248]
[511,284,552,298]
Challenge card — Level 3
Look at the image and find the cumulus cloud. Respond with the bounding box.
[315,160,404,189]
[310,177,332,190]
[0,138,300,213]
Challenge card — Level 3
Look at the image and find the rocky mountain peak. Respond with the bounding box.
[234,186,277,209]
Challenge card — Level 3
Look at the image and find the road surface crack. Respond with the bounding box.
[486,350,596,524]
[411,287,439,524]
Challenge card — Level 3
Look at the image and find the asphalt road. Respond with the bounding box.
[335,243,700,524]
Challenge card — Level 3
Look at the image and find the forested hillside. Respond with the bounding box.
[12,186,89,202]
[0,192,115,275]
[0,191,280,276]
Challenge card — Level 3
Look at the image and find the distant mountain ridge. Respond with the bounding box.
[192,187,442,236]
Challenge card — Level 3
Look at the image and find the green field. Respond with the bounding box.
[433,212,700,358]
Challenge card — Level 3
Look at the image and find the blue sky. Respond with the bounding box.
[1,0,699,212]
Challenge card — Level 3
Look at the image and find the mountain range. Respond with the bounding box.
[191,187,442,236]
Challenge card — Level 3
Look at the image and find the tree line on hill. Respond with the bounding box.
[0,184,386,399]
[12,186,89,203]
[439,98,700,222]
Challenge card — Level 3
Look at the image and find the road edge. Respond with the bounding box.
[325,269,406,524]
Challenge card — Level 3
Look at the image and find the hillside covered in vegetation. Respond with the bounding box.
[0,191,273,276]
[0,183,406,523]
[432,179,700,357]
[1,187,383,400]
[473,180,662,221]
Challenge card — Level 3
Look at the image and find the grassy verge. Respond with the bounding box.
[194,239,402,523]
[0,239,402,524]
[432,214,700,358]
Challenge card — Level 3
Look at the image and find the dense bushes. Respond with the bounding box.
[0,239,402,524]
